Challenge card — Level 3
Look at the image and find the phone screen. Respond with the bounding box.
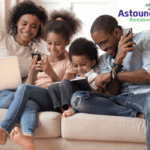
[31,53,41,61]
[31,53,43,72]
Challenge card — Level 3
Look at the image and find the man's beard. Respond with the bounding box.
[111,42,118,59]
[111,48,118,59]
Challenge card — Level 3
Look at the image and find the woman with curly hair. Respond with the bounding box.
[0,0,47,148]
[0,0,48,77]
[0,8,82,150]
[0,0,48,100]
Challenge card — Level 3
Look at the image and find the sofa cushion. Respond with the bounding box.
[61,113,146,143]
[0,109,61,138]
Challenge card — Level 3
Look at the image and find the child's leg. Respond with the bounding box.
[10,100,41,150]
[48,79,76,117]
[20,100,41,136]
[59,79,76,118]
[0,84,53,145]
[62,104,76,118]
[48,83,62,111]
[0,84,33,145]
[10,127,36,150]
[59,79,73,107]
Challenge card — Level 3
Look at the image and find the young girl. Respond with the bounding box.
[0,10,82,150]
[48,37,103,118]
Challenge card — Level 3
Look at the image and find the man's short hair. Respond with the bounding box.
[90,15,120,34]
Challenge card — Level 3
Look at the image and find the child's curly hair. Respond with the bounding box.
[45,9,82,41]
[6,0,48,46]
[69,38,99,68]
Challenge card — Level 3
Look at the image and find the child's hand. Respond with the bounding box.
[37,56,52,75]
[28,55,39,78]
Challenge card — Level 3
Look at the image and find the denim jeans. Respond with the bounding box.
[71,91,150,150]
[0,90,14,109]
[0,89,41,135]
[0,84,54,135]
[48,79,72,110]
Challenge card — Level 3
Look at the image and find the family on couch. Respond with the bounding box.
[0,0,150,150]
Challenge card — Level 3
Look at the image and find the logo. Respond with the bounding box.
[146,4,150,7]
[118,4,150,22]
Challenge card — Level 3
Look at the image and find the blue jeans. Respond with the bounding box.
[0,84,54,135]
[0,89,41,135]
[0,90,14,109]
[71,91,150,150]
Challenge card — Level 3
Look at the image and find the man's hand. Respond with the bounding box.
[115,31,136,65]
[89,73,111,89]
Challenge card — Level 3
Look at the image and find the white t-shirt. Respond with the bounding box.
[0,31,46,78]
[75,69,98,90]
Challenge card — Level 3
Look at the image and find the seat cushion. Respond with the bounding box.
[61,113,146,143]
[0,109,61,138]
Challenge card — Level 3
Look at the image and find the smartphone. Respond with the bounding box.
[31,53,43,72]
[123,28,133,47]
[31,53,41,61]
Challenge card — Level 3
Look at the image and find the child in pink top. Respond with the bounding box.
[35,57,74,89]
[0,10,82,150]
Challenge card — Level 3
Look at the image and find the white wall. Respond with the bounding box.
[1,0,149,55]
[31,0,118,55]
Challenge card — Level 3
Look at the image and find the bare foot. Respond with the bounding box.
[62,107,76,118]
[0,128,7,145]
[10,127,36,150]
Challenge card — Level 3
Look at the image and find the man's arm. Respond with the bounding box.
[117,69,150,84]
[91,73,120,95]
[115,31,150,85]
[95,32,136,95]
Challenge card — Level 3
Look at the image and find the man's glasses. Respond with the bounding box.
[97,34,111,49]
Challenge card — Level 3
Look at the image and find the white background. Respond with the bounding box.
[0,0,150,55]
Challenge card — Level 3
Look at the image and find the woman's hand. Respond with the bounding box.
[115,31,136,65]
[36,56,52,75]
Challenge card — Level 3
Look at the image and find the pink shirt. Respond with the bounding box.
[35,57,74,89]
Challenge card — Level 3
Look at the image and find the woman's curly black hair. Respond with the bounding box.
[45,9,82,41]
[6,0,48,46]
[69,38,99,68]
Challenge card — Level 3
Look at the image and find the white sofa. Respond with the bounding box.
[0,109,147,150]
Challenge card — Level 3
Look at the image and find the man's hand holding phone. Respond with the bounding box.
[115,28,136,65]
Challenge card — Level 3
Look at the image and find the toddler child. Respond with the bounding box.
[48,37,103,118]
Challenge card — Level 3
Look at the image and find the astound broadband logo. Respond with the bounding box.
[118,4,150,22]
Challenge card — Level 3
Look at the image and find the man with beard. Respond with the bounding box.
[71,15,150,150]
